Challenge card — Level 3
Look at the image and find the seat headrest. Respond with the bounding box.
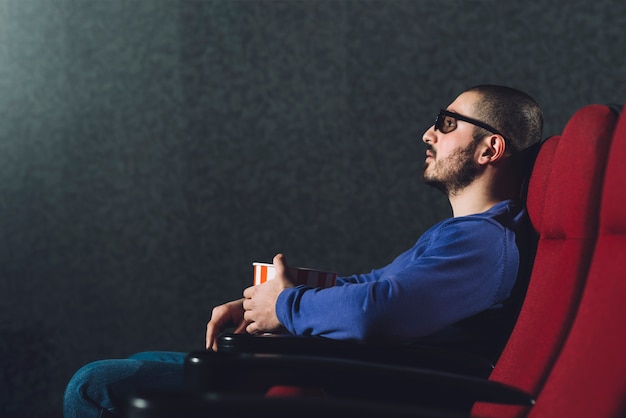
[600,101,626,234]
[540,105,617,238]
[526,135,559,232]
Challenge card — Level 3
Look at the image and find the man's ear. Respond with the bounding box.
[477,135,506,165]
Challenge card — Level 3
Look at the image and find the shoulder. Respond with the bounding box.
[449,199,524,230]
[425,200,524,245]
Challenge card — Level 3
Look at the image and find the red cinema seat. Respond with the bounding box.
[524,103,626,418]
[473,104,618,418]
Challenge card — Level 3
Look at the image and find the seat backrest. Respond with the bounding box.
[472,104,618,418]
[527,104,626,418]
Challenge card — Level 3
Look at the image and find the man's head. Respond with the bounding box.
[422,85,543,196]
[464,84,543,155]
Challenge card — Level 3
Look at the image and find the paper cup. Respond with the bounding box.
[253,262,337,288]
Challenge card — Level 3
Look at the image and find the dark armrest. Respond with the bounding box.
[123,391,470,418]
[185,350,533,411]
[218,333,494,377]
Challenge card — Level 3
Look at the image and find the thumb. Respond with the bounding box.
[273,253,288,275]
[273,253,295,286]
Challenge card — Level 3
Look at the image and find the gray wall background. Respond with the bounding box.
[0,0,624,416]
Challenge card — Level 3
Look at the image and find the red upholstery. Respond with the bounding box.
[527,104,626,418]
[526,135,559,235]
[473,105,618,418]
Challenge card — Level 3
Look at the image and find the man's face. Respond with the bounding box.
[421,91,483,195]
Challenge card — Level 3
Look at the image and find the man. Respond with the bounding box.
[64,85,543,417]
[208,84,542,353]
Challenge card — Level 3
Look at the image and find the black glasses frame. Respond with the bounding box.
[435,109,507,141]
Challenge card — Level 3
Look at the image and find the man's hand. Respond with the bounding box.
[242,253,295,334]
[205,298,248,351]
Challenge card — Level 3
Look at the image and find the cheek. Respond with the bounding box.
[436,141,458,156]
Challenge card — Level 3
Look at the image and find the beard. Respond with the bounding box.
[423,141,481,196]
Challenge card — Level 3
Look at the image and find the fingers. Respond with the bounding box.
[205,305,223,349]
[206,310,227,350]
[206,321,219,351]
[205,299,245,351]
[246,321,259,335]
[242,296,253,312]
[233,320,248,334]
[242,285,255,299]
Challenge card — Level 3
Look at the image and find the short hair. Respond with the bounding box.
[465,85,544,154]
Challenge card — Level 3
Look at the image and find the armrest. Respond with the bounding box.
[185,350,533,411]
[218,333,494,377]
[123,391,470,418]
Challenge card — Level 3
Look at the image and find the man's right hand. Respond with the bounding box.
[205,298,248,351]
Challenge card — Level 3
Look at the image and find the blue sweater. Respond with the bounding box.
[276,199,527,345]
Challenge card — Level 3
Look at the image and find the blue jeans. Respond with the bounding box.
[63,351,186,418]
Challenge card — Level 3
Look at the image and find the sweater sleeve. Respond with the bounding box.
[275,216,519,343]
[335,266,386,285]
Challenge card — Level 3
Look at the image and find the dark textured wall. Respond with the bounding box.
[1,0,625,416]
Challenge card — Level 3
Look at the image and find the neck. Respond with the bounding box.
[448,171,519,217]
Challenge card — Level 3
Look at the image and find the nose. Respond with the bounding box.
[422,125,436,144]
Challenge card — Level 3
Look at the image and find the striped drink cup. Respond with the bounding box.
[253,262,337,288]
